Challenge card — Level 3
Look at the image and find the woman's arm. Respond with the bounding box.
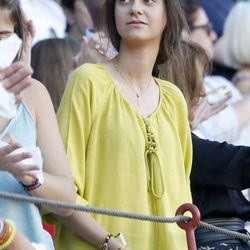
[55,67,129,249]
[0,63,40,180]
[21,79,76,216]
[56,211,128,250]
[0,140,40,181]
[191,133,250,189]
[0,218,35,250]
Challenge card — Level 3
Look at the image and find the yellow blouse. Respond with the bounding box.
[55,64,192,250]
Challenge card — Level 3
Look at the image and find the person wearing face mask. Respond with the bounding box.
[0,1,76,249]
[0,63,46,250]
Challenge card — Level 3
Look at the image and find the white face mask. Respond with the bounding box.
[0,33,22,69]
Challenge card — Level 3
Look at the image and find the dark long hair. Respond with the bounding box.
[103,0,188,77]
[31,38,79,112]
[160,40,210,107]
[0,0,25,61]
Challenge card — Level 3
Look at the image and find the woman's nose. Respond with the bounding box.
[130,0,144,15]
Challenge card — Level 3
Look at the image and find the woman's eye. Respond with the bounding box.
[118,0,130,4]
[0,34,12,40]
[144,0,156,3]
[117,0,156,5]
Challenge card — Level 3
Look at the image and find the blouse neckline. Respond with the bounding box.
[96,63,163,121]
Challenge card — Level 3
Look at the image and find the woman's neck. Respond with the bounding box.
[115,42,159,89]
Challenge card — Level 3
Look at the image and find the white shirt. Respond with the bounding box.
[21,0,66,44]
[193,75,250,145]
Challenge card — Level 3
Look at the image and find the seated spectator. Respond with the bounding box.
[221,1,250,96]
[200,0,239,80]
[191,133,250,250]
[0,2,76,249]
[160,40,230,131]
[161,40,250,250]
[61,0,93,44]
[182,0,250,146]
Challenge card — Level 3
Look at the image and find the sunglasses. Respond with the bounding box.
[190,22,214,36]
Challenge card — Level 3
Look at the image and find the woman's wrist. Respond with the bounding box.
[107,236,122,249]
[99,233,113,250]
[108,237,128,250]
[0,219,16,250]
[19,178,42,192]
[99,233,128,250]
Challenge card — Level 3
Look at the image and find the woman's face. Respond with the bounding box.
[189,7,217,60]
[0,8,14,40]
[114,0,167,46]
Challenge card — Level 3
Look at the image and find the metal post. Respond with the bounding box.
[176,203,200,250]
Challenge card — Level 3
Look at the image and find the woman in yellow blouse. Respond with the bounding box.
[55,0,192,249]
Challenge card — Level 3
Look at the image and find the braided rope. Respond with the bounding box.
[198,221,250,242]
[0,192,187,223]
[1,191,250,242]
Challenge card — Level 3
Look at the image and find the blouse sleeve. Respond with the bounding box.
[191,133,250,190]
[171,83,193,184]
[57,66,93,206]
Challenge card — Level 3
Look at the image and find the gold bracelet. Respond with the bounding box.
[0,219,16,250]
[99,233,113,250]
[114,232,127,246]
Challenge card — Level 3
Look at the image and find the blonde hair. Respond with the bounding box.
[222,1,250,69]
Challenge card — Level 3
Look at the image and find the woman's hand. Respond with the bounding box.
[0,62,33,103]
[0,136,39,184]
[189,85,232,130]
[19,10,36,67]
[189,94,231,131]
[73,32,115,69]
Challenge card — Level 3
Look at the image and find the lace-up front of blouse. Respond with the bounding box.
[144,119,165,199]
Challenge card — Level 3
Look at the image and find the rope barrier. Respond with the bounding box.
[0,191,250,242]
[0,192,189,223]
[198,221,250,242]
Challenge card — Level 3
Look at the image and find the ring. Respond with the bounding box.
[94,43,105,55]
[94,43,101,50]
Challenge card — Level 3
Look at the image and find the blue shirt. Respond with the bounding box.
[0,101,54,249]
